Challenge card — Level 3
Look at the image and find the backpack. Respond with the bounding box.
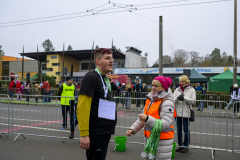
[13,82,16,88]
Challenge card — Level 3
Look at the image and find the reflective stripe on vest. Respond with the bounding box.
[144,99,174,140]
[61,83,75,106]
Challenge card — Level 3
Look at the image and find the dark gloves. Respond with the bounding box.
[177,93,184,101]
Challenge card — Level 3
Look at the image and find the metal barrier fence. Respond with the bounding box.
[7,94,79,141]
[1,95,240,159]
[112,97,240,159]
[0,94,11,137]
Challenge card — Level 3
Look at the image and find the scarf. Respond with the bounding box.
[143,119,163,156]
[180,84,190,92]
[150,91,163,101]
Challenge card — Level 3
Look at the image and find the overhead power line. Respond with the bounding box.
[0,3,109,25]
[0,0,231,28]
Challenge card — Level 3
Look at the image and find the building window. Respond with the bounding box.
[47,68,53,71]
[81,63,89,70]
[52,63,60,66]
[2,62,9,69]
[3,64,8,69]
[54,77,56,80]
[42,64,47,70]
[47,60,49,63]
[51,56,57,59]
[56,72,60,75]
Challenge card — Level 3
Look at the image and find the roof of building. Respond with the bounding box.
[19,49,125,62]
[152,63,174,68]
[2,55,30,61]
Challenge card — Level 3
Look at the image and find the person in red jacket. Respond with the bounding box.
[15,80,22,101]
[9,78,15,100]
[40,80,51,102]
[10,71,15,80]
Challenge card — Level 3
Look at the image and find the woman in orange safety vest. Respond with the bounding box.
[126,76,176,160]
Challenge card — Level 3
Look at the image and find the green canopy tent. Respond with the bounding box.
[174,68,208,83]
[209,70,240,92]
[24,73,47,81]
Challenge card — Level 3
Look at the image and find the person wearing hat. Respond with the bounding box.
[58,76,76,130]
[229,84,240,115]
[173,75,196,153]
[76,48,117,160]
[195,83,202,91]
[126,76,176,160]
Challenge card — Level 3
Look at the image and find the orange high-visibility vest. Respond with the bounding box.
[144,99,174,140]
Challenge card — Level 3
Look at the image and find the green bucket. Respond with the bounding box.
[114,136,128,151]
[171,142,177,159]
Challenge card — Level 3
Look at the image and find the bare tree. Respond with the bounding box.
[153,55,172,65]
[173,49,189,67]
[163,55,172,64]
[201,54,213,66]
[188,51,200,67]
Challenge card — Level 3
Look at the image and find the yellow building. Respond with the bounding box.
[46,54,79,82]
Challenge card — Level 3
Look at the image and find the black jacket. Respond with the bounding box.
[133,84,143,92]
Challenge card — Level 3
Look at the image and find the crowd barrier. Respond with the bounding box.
[0,94,11,137]
[0,95,240,159]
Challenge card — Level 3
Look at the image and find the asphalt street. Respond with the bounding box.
[0,102,240,160]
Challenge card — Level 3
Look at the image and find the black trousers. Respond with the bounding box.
[136,92,140,107]
[61,105,74,128]
[234,101,240,113]
[86,134,111,160]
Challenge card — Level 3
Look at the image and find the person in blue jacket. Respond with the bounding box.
[195,83,202,91]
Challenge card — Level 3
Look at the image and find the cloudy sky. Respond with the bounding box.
[0,0,239,66]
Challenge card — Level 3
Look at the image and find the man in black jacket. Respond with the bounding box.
[133,81,143,110]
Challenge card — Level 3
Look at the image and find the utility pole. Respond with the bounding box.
[159,16,163,76]
[89,40,94,72]
[233,0,237,84]
[62,43,65,82]
[22,45,24,82]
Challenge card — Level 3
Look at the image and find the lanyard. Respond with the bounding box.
[95,69,108,98]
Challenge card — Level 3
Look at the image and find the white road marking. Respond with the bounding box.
[0,117,49,122]
[0,108,39,112]
[212,122,240,126]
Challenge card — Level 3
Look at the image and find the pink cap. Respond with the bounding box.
[153,76,172,90]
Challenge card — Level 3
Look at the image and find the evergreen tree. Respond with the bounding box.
[67,45,73,51]
[42,39,55,52]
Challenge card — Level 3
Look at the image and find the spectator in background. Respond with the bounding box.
[25,79,31,102]
[125,82,132,109]
[230,84,240,116]
[41,80,51,103]
[174,75,196,153]
[9,78,15,100]
[196,83,202,91]
[197,85,206,111]
[10,71,15,80]
[120,83,126,108]
[15,80,22,101]
[35,82,40,103]
[175,82,179,89]
[26,72,30,80]
[133,80,143,110]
